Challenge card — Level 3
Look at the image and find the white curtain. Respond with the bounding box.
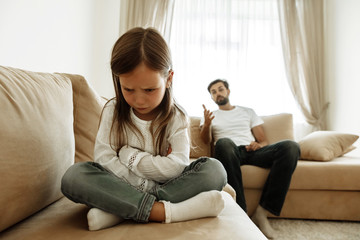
[169,0,302,120]
[119,0,175,42]
[277,0,328,130]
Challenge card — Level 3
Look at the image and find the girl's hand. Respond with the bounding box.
[167,144,172,156]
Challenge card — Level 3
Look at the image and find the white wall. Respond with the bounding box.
[88,0,120,98]
[325,0,360,145]
[0,0,118,98]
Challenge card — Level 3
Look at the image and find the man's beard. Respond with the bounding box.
[216,96,229,106]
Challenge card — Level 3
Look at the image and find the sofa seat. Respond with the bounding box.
[241,151,360,220]
[0,192,266,240]
[189,115,360,221]
[242,152,360,191]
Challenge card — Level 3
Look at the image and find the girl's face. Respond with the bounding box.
[119,62,172,121]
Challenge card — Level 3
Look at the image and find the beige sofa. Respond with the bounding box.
[0,66,267,240]
[189,113,360,221]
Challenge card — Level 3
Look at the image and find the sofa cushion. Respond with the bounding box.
[0,66,75,232]
[60,73,104,163]
[261,113,294,144]
[241,154,360,191]
[0,193,267,240]
[299,131,359,161]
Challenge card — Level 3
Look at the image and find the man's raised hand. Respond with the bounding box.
[202,104,215,126]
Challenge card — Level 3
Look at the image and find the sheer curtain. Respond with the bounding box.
[169,0,302,126]
[119,0,175,41]
[277,0,328,131]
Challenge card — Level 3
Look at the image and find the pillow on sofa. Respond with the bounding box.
[299,131,359,161]
[0,66,74,232]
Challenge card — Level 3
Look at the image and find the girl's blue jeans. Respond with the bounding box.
[61,157,227,223]
[214,138,300,216]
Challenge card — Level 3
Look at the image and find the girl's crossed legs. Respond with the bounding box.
[61,157,227,230]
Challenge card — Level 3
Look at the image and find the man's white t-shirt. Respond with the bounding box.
[200,106,264,146]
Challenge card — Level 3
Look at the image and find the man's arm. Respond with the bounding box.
[200,122,212,144]
[200,104,214,144]
[246,125,269,151]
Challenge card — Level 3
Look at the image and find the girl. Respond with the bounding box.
[61,27,227,231]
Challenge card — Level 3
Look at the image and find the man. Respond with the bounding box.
[200,79,300,238]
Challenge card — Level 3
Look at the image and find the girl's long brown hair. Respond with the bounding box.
[108,27,187,155]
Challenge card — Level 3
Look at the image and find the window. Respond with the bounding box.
[169,0,301,121]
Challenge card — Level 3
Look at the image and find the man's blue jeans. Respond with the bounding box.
[61,157,227,222]
[214,138,300,216]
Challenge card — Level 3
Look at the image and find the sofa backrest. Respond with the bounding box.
[261,113,294,144]
[0,66,104,232]
[189,113,294,159]
[61,73,104,163]
[189,117,212,158]
[0,66,75,231]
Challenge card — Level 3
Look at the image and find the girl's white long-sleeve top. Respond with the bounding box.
[93,100,190,192]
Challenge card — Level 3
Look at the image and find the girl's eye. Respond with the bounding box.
[124,88,133,92]
[145,89,155,92]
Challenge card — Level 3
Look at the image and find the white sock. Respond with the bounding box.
[87,208,124,231]
[160,190,224,223]
[251,205,275,239]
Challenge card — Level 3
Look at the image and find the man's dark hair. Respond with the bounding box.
[207,79,229,93]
